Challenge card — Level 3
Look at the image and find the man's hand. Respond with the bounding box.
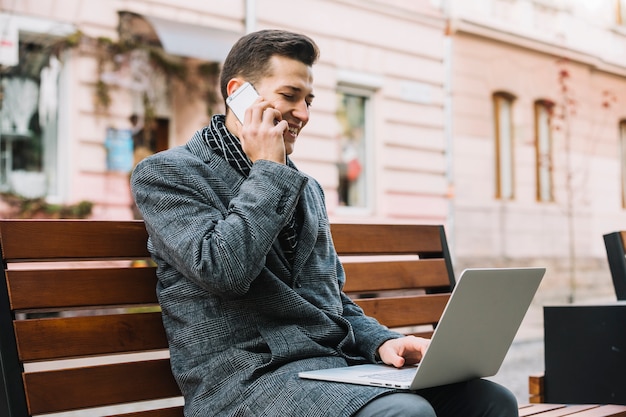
[239,98,289,164]
[377,336,430,368]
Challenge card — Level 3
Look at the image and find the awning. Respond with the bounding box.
[120,11,242,62]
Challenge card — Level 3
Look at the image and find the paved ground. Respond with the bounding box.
[486,300,546,404]
[487,337,544,404]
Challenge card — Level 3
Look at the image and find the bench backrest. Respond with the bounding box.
[0,220,454,416]
[603,231,626,301]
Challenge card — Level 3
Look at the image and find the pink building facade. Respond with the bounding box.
[447,0,626,302]
[0,0,448,222]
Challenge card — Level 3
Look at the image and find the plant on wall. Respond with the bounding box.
[0,193,93,219]
[548,57,618,303]
[57,15,221,127]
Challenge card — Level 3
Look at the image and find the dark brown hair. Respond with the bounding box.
[220,29,319,103]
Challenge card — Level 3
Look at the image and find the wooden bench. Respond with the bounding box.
[1,220,625,416]
[603,231,626,300]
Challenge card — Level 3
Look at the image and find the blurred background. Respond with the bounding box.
[1,0,625,403]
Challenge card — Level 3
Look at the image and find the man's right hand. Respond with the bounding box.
[239,98,289,165]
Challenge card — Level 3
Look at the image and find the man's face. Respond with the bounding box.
[253,55,314,155]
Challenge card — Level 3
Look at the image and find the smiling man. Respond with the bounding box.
[131,30,517,417]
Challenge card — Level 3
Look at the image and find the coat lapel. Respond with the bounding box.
[187,130,319,284]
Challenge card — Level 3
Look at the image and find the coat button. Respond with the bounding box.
[276,195,288,214]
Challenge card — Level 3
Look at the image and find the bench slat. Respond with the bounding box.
[0,220,150,261]
[566,405,626,417]
[330,224,444,255]
[355,294,449,328]
[7,267,158,310]
[342,259,450,293]
[6,267,157,310]
[107,406,184,417]
[23,359,179,415]
[519,404,598,416]
[15,312,167,361]
[519,404,626,417]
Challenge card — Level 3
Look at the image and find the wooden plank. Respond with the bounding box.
[342,259,450,293]
[106,406,184,417]
[354,294,449,328]
[571,405,626,417]
[519,404,567,416]
[529,373,545,403]
[523,405,602,416]
[0,220,150,261]
[7,267,158,310]
[530,395,545,404]
[519,404,626,417]
[331,224,443,255]
[23,359,180,415]
[14,312,167,361]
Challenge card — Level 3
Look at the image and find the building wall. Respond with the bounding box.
[0,0,448,224]
[448,0,626,302]
[254,0,448,223]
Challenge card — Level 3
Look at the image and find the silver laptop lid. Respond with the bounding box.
[409,267,545,390]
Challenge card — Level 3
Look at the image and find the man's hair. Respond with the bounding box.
[220,29,319,102]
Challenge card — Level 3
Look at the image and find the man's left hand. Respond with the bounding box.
[377,336,430,368]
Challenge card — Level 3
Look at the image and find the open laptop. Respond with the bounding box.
[299,267,545,390]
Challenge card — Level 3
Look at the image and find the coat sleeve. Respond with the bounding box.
[131,149,308,297]
[326,229,403,361]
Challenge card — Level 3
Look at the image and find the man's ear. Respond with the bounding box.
[226,79,246,98]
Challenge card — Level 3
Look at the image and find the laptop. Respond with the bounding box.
[298,267,545,390]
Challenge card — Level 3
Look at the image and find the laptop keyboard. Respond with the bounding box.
[363,367,418,382]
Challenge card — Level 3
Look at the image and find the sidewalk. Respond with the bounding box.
[486,302,545,404]
[487,337,544,404]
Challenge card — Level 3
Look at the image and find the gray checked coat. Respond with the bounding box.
[131,126,402,416]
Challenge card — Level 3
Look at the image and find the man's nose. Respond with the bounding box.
[293,100,310,123]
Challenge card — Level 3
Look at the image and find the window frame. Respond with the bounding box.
[618,119,626,210]
[335,85,375,214]
[618,0,626,25]
[0,14,74,201]
[534,99,555,202]
[493,91,516,200]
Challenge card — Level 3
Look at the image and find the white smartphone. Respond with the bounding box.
[226,82,259,123]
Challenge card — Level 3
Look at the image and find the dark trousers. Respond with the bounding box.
[354,379,518,417]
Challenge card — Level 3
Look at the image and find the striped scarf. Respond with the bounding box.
[202,115,299,264]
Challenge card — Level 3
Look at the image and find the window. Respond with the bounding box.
[621,120,626,208]
[336,89,370,208]
[535,100,554,202]
[493,92,516,200]
[0,41,59,198]
[0,15,73,200]
[618,0,626,25]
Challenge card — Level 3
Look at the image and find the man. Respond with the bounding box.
[131,29,517,416]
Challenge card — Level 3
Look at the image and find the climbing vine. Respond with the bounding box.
[55,23,221,127]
